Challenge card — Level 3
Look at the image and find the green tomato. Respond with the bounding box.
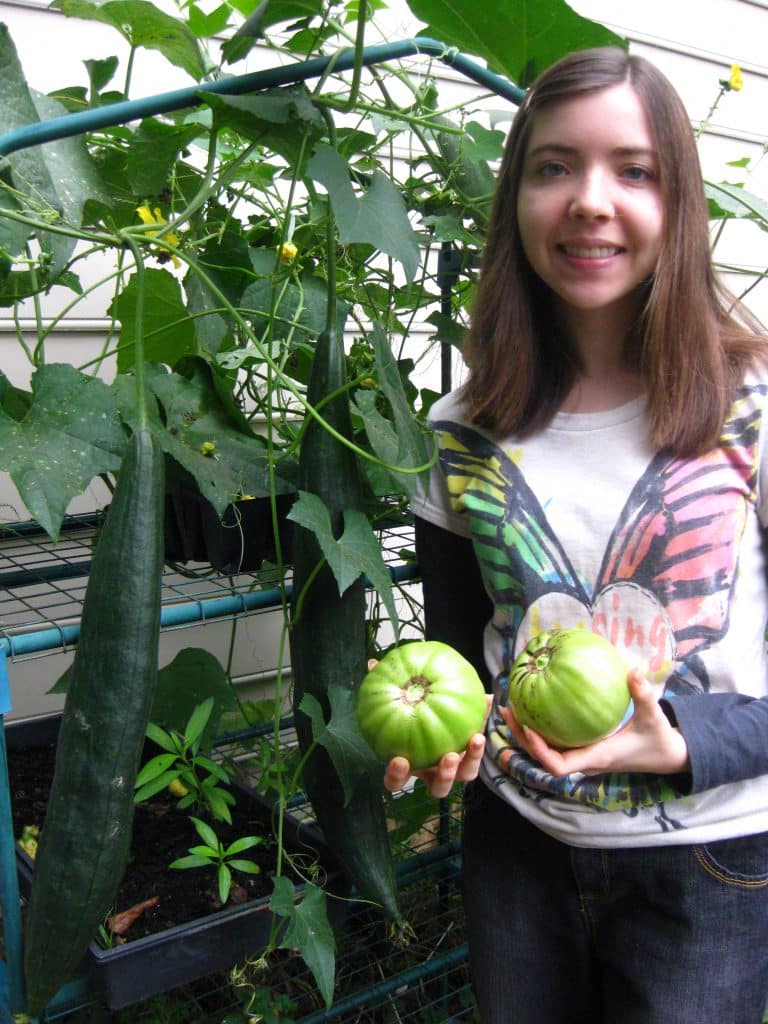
[356,641,488,770]
[507,628,631,748]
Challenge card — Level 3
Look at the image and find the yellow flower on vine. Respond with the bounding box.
[136,205,181,267]
[720,63,743,92]
[200,440,217,457]
[279,241,298,265]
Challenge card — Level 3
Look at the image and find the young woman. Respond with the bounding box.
[386,47,768,1023]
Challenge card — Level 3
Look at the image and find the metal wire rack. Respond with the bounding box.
[0,512,418,664]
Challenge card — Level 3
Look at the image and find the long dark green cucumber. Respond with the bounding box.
[290,325,401,922]
[24,426,164,1015]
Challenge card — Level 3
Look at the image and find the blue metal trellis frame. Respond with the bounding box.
[0,37,524,159]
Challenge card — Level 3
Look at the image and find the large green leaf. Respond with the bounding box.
[0,364,126,538]
[240,273,344,344]
[204,85,325,169]
[0,26,59,221]
[125,119,203,197]
[151,648,237,748]
[110,269,198,373]
[0,26,111,294]
[405,0,626,87]
[299,684,381,804]
[271,878,335,1009]
[287,491,399,631]
[119,361,284,514]
[364,322,433,498]
[52,0,206,80]
[221,0,326,65]
[705,181,768,232]
[307,143,420,281]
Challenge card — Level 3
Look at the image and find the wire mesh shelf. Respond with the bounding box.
[0,513,418,663]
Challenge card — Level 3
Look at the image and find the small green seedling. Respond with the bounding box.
[134,697,236,823]
[170,816,263,904]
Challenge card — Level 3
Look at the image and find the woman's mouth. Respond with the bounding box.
[559,244,624,259]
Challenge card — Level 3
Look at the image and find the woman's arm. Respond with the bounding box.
[659,692,768,792]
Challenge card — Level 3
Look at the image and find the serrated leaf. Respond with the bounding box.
[126,119,203,196]
[221,0,324,63]
[52,0,206,80]
[187,2,232,38]
[114,360,281,517]
[369,322,433,499]
[424,310,468,348]
[299,685,383,804]
[0,364,126,538]
[404,0,626,86]
[287,492,361,593]
[271,878,335,1009]
[110,270,197,373]
[204,85,325,168]
[307,143,420,281]
[344,508,400,633]
[0,27,108,280]
[288,493,400,632]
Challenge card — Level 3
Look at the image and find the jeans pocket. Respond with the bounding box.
[694,830,768,888]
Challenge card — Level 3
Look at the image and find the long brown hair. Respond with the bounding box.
[463,47,766,455]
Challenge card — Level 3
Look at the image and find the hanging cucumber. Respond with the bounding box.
[289,145,401,923]
[23,424,164,1015]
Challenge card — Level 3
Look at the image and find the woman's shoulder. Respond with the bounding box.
[426,385,472,428]
[739,359,768,393]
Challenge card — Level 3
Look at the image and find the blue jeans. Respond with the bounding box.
[461,780,768,1024]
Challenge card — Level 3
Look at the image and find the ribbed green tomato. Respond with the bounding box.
[356,641,487,770]
[507,629,630,748]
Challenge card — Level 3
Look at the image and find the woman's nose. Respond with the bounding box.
[569,170,614,220]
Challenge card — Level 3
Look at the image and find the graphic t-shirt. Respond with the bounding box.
[412,381,768,848]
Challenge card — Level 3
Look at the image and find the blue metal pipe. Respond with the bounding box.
[0,709,26,1015]
[0,37,523,158]
[0,562,419,659]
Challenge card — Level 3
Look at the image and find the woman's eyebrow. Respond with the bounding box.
[525,143,658,161]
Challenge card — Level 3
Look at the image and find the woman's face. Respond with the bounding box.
[516,83,664,329]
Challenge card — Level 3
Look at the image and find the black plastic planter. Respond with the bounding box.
[164,490,295,574]
[8,714,344,1012]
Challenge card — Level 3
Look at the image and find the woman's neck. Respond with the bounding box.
[557,300,644,414]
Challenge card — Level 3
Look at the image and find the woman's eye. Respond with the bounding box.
[622,165,653,182]
[538,161,568,178]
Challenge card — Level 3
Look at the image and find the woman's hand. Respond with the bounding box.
[383,694,492,799]
[499,669,690,777]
